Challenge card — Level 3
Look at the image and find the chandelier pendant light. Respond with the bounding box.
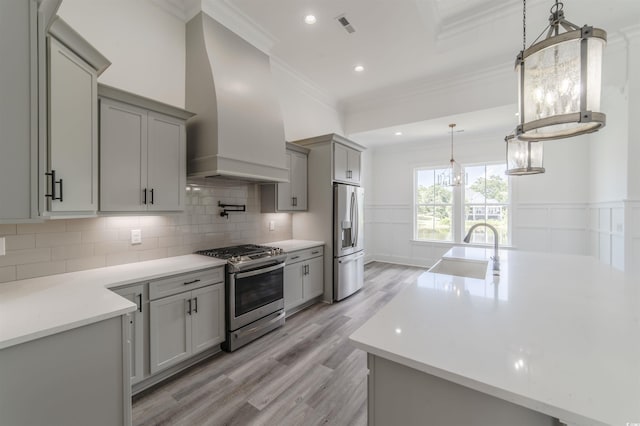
[446,123,463,186]
[505,134,545,175]
[515,0,607,141]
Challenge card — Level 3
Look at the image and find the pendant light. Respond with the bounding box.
[515,0,606,141]
[446,123,463,186]
[505,134,545,175]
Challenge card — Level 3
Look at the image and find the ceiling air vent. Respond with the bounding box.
[336,14,355,34]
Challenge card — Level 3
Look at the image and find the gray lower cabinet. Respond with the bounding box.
[283,246,324,314]
[113,283,146,385]
[150,282,224,374]
[99,85,193,213]
[0,315,131,426]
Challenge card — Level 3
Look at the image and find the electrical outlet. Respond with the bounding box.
[0,237,5,256]
[269,220,275,231]
[130,229,142,245]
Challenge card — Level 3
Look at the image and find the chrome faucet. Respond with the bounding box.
[463,223,500,273]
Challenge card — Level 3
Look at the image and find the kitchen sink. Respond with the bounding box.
[428,258,488,279]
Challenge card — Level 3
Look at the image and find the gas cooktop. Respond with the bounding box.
[196,244,286,272]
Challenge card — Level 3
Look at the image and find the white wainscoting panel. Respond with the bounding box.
[513,203,588,255]
[587,202,626,270]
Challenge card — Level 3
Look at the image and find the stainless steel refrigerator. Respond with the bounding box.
[333,183,365,301]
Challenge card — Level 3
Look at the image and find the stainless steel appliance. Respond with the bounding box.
[196,244,287,351]
[334,184,365,301]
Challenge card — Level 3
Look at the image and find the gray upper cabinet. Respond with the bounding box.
[333,142,361,185]
[0,4,107,222]
[98,85,194,213]
[0,1,39,222]
[40,17,110,218]
[46,37,98,214]
[261,143,309,212]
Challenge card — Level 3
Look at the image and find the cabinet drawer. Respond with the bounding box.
[149,267,224,300]
[286,246,324,265]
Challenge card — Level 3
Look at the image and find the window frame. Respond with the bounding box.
[413,162,511,246]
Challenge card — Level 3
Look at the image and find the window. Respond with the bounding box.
[464,164,509,245]
[415,168,453,241]
[414,163,510,245]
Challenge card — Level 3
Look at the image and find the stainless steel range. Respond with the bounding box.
[196,244,286,351]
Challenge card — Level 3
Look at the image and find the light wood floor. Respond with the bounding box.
[132,262,426,426]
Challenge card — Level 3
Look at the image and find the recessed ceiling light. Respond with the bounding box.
[304,15,317,25]
[395,131,403,136]
[354,65,364,73]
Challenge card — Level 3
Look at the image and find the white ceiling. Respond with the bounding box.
[168,0,640,146]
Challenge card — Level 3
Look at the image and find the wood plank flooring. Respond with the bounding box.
[132,262,426,426]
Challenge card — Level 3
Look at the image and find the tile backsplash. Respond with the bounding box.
[0,182,292,283]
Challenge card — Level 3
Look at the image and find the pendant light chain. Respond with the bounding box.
[522,0,526,52]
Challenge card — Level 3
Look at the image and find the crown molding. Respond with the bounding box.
[270,57,339,112]
[147,0,277,54]
[198,0,277,54]
[149,0,188,21]
[341,59,513,114]
[436,0,546,42]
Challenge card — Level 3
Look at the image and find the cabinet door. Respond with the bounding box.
[99,99,147,212]
[0,0,37,222]
[283,263,304,311]
[113,284,145,385]
[277,151,293,210]
[149,292,192,374]
[333,143,349,183]
[48,37,97,213]
[290,151,307,210]
[347,148,361,184]
[147,112,185,211]
[303,256,324,300]
[191,284,225,354]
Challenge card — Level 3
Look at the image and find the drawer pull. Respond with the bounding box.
[290,256,300,260]
[184,279,201,285]
[311,250,320,255]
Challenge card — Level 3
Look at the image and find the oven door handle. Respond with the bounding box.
[235,262,285,279]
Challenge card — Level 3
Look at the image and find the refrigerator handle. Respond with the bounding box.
[353,191,359,248]
[350,191,356,247]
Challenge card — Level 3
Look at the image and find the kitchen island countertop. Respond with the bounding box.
[0,254,226,350]
[350,248,640,426]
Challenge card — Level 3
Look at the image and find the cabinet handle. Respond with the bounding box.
[150,188,155,205]
[187,299,192,315]
[137,293,142,313]
[291,256,300,260]
[184,279,201,285]
[143,188,147,205]
[311,250,319,255]
[193,297,198,313]
[45,170,63,202]
[292,196,297,207]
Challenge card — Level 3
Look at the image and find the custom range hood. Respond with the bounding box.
[185,12,288,183]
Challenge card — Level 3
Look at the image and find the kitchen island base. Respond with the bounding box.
[0,315,131,426]
[368,354,559,426]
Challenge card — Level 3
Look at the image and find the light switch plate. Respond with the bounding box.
[269,220,275,231]
[0,237,5,256]
[131,229,142,245]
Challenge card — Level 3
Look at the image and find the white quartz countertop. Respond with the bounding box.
[266,239,324,252]
[350,248,640,426]
[0,254,226,350]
